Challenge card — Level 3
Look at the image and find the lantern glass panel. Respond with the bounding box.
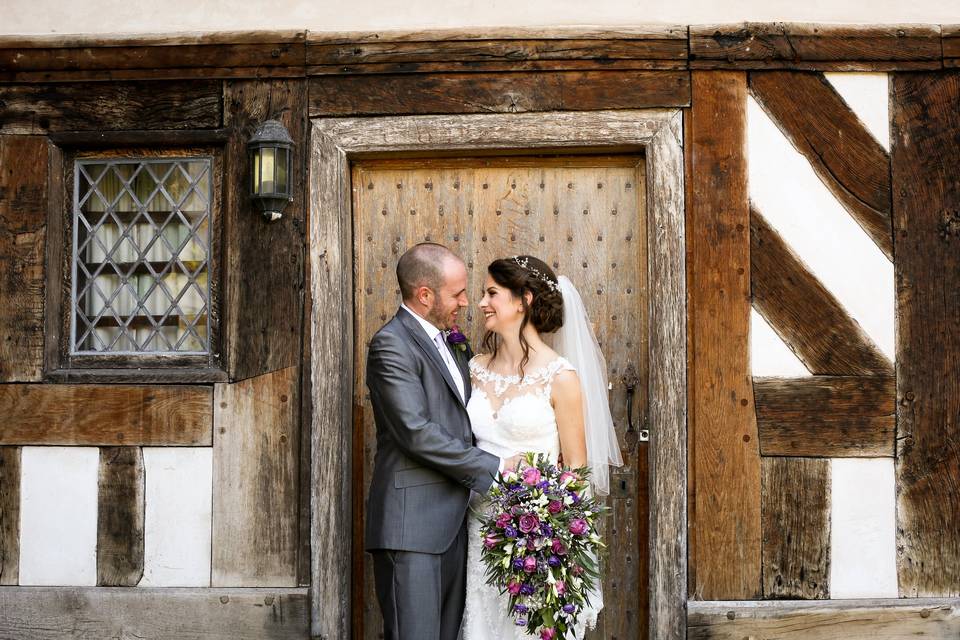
[276,148,289,196]
[252,150,261,195]
[260,147,276,195]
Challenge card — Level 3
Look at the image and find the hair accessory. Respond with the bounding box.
[512,256,560,292]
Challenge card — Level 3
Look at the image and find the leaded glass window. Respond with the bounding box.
[72,158,212,354]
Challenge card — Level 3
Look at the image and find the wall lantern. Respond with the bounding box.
[248,119,294,222]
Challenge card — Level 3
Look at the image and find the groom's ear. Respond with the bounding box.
[415,285,434,306]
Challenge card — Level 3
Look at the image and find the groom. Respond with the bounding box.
[365,242,517,640]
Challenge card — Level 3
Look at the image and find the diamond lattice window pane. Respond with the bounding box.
[72,158,213,355]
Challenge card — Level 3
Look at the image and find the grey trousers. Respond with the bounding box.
[371,522,467,640]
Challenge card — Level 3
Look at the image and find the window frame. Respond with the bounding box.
[45,142,226,382]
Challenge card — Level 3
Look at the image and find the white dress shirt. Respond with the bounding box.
[400,303,506,476]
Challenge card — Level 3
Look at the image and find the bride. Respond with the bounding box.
[461,255,623,640]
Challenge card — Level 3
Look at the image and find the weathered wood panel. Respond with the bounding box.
[687,71,761,600]
[690,23,943,70]
[96,447,144,586]
[0,447,20,585]
[645,109,687,640]
[310,122,353,639]
[0,81,222,134]
[749,71,893,259]
[212,366,299,587]
[755,376,895,457]
[761,457,830,599]
[944,26,960,68]
[891,72,960,597]
[308,71,691,116]
[0,136,47,382]
[0,587,309,639]
[307,36,687,70]
[750,208,892,376]
[0,36,307,82]
[688,599,960,638]
[223,79,307,382]
[0,384,213,446]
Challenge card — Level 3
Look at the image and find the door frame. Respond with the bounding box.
[307,109,687,640]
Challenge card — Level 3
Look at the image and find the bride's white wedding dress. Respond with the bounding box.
[461,354,600,640]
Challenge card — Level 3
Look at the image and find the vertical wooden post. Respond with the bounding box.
[891,71,960,597]
[96,447,144,586]
[0,446,20,585]
[687,70,762,600]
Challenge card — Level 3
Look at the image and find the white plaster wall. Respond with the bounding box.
[747,73,898,598]
[19,447,99,586]
[139,447,212,587]
[5,0,960,36]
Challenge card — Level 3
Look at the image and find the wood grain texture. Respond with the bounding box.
[645,109,688,640]
[0,384,213,446]
[309,122,353,639]
[0,447,20,585]
[307,36,687,68]
[755,376,895,457]
[891,72,960,597]
[212,366,299,587]
[0,82,222,134]
[307,25,689,43]
[308,71,691,116]
[749,71,893,259]
[690,23,943,69]
[223,79,307,382]
[751,208,892,376]
[96,447,144,586]
[944,26,960,68]
[688,598,960,638]
[0,587,309,639]
[687,71,761,600]
[761,457,830,599]
[0,136,47,382]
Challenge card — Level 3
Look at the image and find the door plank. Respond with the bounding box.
[0,447,20,585]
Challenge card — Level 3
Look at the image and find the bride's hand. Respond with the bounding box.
[503,453,524,471]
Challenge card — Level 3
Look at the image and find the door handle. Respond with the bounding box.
[621,364,648,442]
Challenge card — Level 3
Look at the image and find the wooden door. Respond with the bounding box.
[352,155,649,640]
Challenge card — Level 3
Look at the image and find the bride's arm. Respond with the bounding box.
[552,370,588,469]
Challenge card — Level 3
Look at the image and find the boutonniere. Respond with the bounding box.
[445,325,468,353]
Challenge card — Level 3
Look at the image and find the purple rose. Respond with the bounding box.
[520,583,535,595]
[504,525,518,538]
[522,467,541,485]
[483,535,499,549]
[518,513,540,534]
[513,557,525,570]
[514,604,528,614]
[551,539,567,555]
[445,326,468,352]
[522,556,537,573]
[540,523,553,537]
[548,500,564,514]
[526,538,537,551]
[570,491,581,504]
[496,513,513,528]
[548,555,561,567]
[563,604,576,614]
[537,480,550,490]
[516,618,528,627]
[569,519,589,536]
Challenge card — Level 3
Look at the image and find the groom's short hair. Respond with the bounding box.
[397,242,459,301]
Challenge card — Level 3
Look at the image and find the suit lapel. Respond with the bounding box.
[396,308,466,407]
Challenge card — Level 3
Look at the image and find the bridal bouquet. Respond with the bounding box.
[477,452,607,639]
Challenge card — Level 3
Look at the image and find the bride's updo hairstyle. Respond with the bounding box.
[482,255,563,376]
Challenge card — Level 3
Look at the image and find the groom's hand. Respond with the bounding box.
[503,453,524,471]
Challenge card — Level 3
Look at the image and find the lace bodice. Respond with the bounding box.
[466,355,575,461]
[463,354,599,640]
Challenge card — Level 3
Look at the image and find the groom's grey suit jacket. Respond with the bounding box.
[365,307,501,554]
